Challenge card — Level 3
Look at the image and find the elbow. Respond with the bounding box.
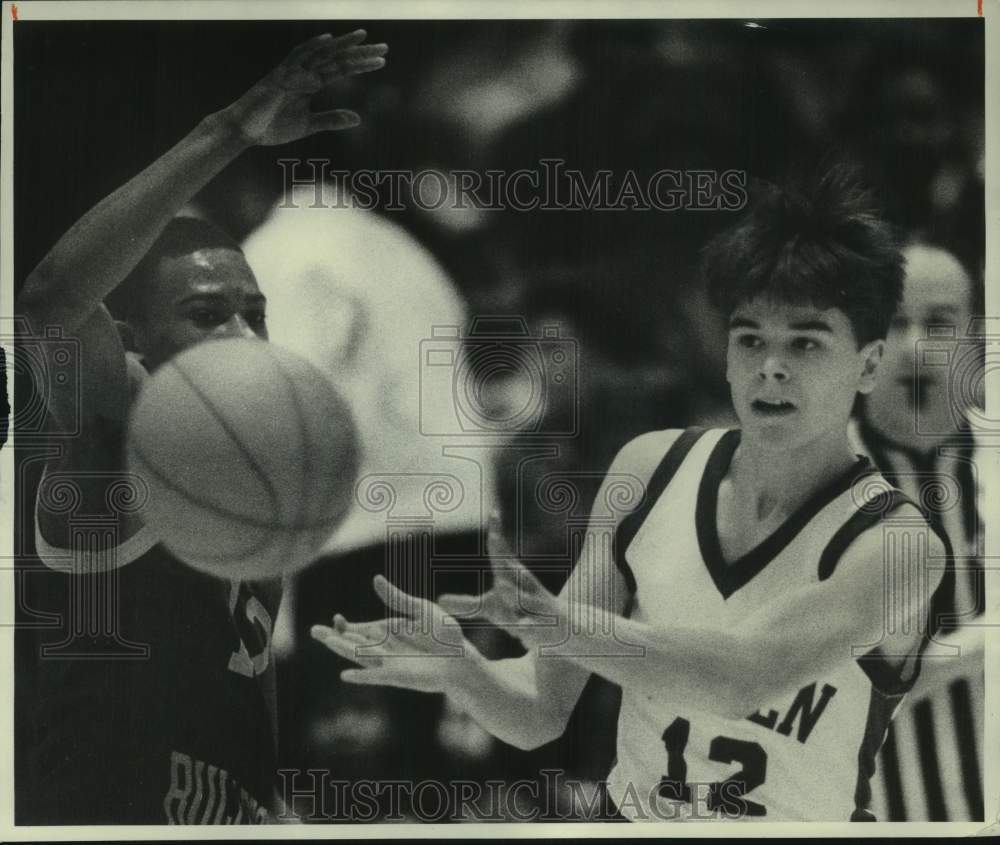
[15,285,46,329]
[16,272,61,331]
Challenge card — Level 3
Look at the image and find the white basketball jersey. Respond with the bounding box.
[606,428,952,823]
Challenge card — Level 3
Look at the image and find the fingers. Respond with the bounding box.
[333,614,386,640]
[327,28,370,51]
[341,668,433,692]
[310,109,362,132]
[486,512,521,589]
[313,42,389,68]
[487,516,545,597]
[285,32,340,66]
[437,593,483,617]
[341,668,388,686]
[486,511,510,559]
[374,575,435,620]
[311,625,383,667]
[309,37,387,76]
[315,55,387,82]
[487,520,542,595]
[285,30,387,72]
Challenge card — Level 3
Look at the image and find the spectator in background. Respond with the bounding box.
[850,239,985,822]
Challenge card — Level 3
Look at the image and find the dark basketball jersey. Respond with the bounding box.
[26,469,282,825]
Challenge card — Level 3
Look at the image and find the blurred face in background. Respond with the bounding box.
[726,297,882,456]
[880,67,951,157]
[864,243,975,449]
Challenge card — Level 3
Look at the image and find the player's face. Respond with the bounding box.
[864,246,974,446]
[134,248,268,371]
[726,297,883,453]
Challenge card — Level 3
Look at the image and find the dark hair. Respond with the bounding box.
[702,164,904,345]
[105,216,244,324]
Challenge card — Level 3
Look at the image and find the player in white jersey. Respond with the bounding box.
[313,166,954,822]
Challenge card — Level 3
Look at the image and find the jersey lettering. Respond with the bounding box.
[658,717,768,818]
[746,682,838,744]
[164,750,269,824]
[227,580,272,678]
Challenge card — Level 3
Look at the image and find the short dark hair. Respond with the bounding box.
[105,216,244,324]
[702,164,904,345]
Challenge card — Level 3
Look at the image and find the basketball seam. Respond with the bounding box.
[170,354,281,515]
[272,350,355,528]
[129,437,346,532]
[126,444,286,565]
[273,352,313,540]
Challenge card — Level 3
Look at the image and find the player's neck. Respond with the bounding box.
[729,432,859,521]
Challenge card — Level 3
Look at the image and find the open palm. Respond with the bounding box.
[312,575,475,694]
[223,29,387,146]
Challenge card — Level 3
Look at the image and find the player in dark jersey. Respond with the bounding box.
[314,166,955,821]
[16,31,387,824]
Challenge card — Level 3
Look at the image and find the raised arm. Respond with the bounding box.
[17,30,387,334]
[15,31,387,495]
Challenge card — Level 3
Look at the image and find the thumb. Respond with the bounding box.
[311,109,361,132]
[487,511,511,558]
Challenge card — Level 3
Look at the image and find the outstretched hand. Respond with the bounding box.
[438,515,570,650]
[221,29,387,146]
[311,575,476,694]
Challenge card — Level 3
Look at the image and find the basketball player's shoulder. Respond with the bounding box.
[125,350,150,403]
[823,488,947,592]
[609,428,687,487]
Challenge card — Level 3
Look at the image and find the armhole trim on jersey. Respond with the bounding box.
[819,489,956,696]
[818,490,911,583]
[34,466,158,573]
[612,427,708,604]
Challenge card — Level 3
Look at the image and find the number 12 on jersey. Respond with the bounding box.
[659,717,768,818]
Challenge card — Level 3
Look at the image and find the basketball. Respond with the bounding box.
[126,337,360,580]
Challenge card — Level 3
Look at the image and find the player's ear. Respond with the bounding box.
[857,338,884,395]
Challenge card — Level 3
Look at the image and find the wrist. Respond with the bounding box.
[201,108,256,153]
[446,643,489,712]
